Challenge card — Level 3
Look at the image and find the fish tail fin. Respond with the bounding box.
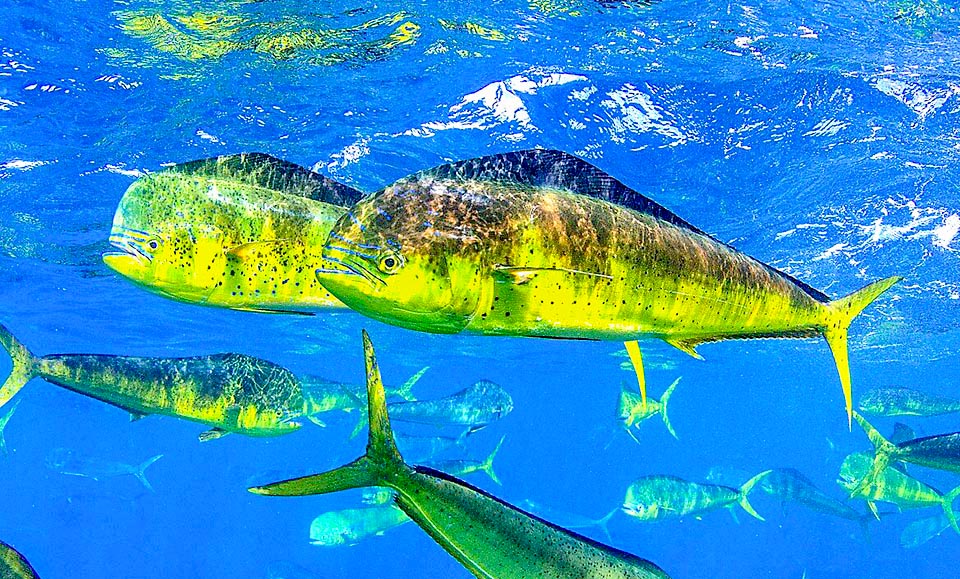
[251,330,405,497]
[136,454,163,492]
[823,276,902,429]
[849,411,897,497]
[659,377,680,440]
[390,366,428,402]
[942,485,960,535]
[0,397,23,456]
[738,470,772,521]
[0,323,37,408]
[595,507,619,543]
[481,435,506,486]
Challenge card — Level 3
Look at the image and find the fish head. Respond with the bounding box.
[837,453,871,495]
[621,483,660,520]
[308,512,350,546]
[319,178,497,334]
[857,389,892,415]
[103,174,232,303]
[466,380,514,419]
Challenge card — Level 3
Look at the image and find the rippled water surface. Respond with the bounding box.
[1,1,959,578]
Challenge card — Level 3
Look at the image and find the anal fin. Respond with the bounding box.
[664,338,706,360]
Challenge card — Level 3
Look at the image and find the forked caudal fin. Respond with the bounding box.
[0,323,38,409]
[738,470,772,521]
[250,330,405,497]
[849,411,898,498]
[659,377,680,440]
[943,486,960,536]
[822,276,902,429]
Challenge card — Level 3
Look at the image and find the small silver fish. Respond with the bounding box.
[45,448,163,491]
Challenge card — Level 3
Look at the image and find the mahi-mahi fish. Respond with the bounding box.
[315,150,900,426]
[858,387,960,417]
[309,504,411,547]
[45,447,163,492]
[618,377,679,442]
[0,323,302,440]
[102,153,363,313]
[250,331,672,579]
[849,411,960,498]
[758,467,871,529]
[837,451,960,532]
[0,540,40,579]
[622,472,770,522]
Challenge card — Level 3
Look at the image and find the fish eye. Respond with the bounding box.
[147,239,160,251]
[377,251,404,275]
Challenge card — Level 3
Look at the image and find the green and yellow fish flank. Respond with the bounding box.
[251,331,672,579]
[0,540,40,579]
[0,323,303,440]
[104,153,363,314]
[316,149,901,425]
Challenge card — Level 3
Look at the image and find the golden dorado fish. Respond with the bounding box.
[316,149,901,425]
[103,153,363,313]
[0,323,302,440]
[251,331,672,579]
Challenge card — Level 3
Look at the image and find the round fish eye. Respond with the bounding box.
[147,239,160,251]
[377,252,404,275]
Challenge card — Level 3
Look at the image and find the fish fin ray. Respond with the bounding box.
[136,454,163,492]
[199,427,230,442]
[663,338,705,360]
[659,377,680,440]
[0,323,37,409]
[738,470,771,521]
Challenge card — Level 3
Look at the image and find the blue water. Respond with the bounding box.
[1,1,959,577]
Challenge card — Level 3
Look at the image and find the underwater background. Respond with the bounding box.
[1,0,959,578]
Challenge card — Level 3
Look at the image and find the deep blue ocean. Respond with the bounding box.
[1,1,959,578]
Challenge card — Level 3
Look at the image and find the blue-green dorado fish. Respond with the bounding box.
[618,377,679,442]
[315,149,901,426]
[849,411,960,498]
[423,434,505,485]
[518,499,618,543]
[622,472,770,522]
[251,331,672,579]
[837,451,960,532]
[309,504,411,547]
[758,467,870,528]
[0,323,302,441]
[386,379,513,430]
[859,387,960,417]
[103,153,363,313]
[0,540,40,579]
[45,447,163,491]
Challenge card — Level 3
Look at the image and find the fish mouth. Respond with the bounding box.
[621,504,643,518]
[103,230,153,264]
[321,242,385,287]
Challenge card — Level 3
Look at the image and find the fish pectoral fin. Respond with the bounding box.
[867,501,881,520]
[225,239,299,261]
[129,411,148,422]
[307,415,327,427]
[199,428,230,442]
[664,338,706,361]
[491,264,612,285]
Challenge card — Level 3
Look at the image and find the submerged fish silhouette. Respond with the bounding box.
[251,331,671,579]
[315,149,900,426]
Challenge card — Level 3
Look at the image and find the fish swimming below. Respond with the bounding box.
[0,540,40,579]
[45,447,163,492]
[858,387,960,417]
[622,472,770,522]
[250,330,672,579]
[309,504,411,547]
[618,377,679,442]
[315,149,901,425]
[422,435,506,485]
[0,322,304,441]
[837,451,960,532]
[383,379,513,432]
[758,467,871,529]
[102,153,363,314]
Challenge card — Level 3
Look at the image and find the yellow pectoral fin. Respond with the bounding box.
[624,340,647,410]
[664,338,706,360]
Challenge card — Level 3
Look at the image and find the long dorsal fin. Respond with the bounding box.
[418,149,707,234]
[169,153,365,206]
[418,149,831,303]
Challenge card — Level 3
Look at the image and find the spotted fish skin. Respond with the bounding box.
[0,324,303,438]
[0,540,40,579]
[317,150,900,421]
[252,331,671,579]
[104,153,364,313]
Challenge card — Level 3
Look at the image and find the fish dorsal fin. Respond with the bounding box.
[169,153,365,206]
[419,149,832,303]
[418,149,708,235]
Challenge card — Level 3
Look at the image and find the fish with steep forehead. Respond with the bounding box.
[104,153,363,313]
[317,149,901,425]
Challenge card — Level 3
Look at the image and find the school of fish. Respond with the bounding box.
[2,148,928,578]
